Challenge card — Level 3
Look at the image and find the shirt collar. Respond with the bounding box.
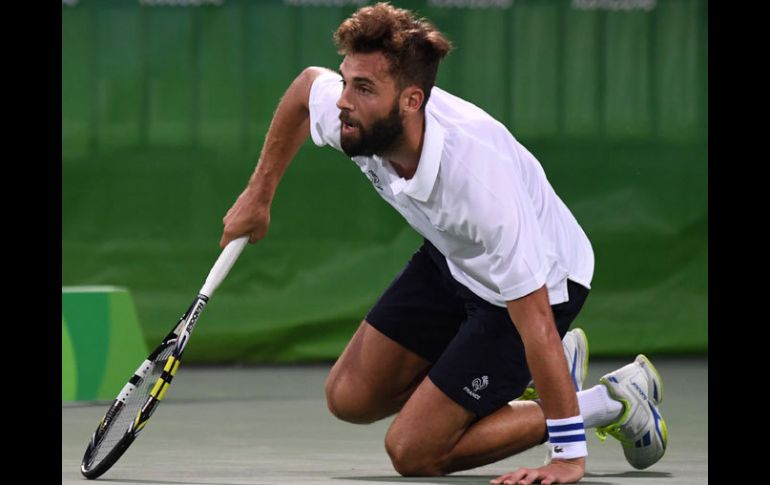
[401,110,444,202]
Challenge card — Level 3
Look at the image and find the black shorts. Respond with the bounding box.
[366,239,590,418]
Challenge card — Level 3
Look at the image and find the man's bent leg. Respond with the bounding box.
[381,278,590,476]
[325,320,431,424]
[327,242,466,424]
[385,377,547,476]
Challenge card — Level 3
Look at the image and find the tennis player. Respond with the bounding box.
[220,3,667,483]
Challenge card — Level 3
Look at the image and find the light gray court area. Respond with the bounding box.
[62,358,707,485]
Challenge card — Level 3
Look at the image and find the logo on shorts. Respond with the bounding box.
[472,376,489,392]
[463,376,489,400]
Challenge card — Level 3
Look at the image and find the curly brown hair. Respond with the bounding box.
[333,2,452,109]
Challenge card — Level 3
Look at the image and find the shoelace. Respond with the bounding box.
[595,423,631,445]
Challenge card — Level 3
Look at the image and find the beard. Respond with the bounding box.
[340,101,404,158]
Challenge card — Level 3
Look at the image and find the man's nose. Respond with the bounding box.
[336,88,354,112]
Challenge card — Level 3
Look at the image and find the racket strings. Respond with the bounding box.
[87,344,176,468]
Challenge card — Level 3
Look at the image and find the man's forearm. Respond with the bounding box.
[506,286,580,419]
[520,322,580,418]
[248,66,328,206]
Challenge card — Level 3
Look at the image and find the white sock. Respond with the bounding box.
[577,384,624,429]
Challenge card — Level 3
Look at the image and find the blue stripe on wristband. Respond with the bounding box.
[549,434,587,443]
[546,416,588,459]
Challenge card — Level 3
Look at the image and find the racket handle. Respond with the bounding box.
[199,236,248,298]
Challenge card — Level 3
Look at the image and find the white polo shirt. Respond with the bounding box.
[309,71,594,307]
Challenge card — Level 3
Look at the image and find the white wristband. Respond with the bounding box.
[546,416,588,460]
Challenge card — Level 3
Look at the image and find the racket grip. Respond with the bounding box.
[199,236,248,298]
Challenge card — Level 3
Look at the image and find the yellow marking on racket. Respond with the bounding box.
[135,418,148,432]
[171,360,181,376]
[163,357,177,373]
[157,381,171,400]
[150,378,165,398]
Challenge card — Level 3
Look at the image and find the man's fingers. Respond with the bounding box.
[493,468,551,485]
[494,460,583,485]
[501,475,518,485]
[223,205,236,223]
[541,475,556,485]
[491,471,520,484]
[516,468,541,485]
[494,468,529,485]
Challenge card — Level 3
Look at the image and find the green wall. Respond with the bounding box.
[62,0,707,361]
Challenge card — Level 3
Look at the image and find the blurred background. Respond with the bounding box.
[62,0,707,367]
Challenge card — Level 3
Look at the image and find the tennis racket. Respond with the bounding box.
[80,236,249,480]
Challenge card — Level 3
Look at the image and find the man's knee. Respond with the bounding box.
[325,373,380,424]
[384,430,445,477]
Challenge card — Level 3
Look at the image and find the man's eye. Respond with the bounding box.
[358,86,371,94]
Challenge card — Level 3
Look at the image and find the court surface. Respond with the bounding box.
[62,357,707,484]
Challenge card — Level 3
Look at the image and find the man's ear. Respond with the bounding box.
[401,86,425,113]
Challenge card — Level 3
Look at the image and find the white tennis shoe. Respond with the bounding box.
[595,354,668,469]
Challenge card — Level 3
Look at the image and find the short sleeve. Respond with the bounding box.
[308,71,343,152]
[468,183,551,302]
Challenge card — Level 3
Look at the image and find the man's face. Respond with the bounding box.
[337,52,404,157]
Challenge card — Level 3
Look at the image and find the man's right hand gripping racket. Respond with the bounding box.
[80,236,248,479]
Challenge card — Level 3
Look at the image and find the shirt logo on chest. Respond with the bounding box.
[366,169,384,191]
